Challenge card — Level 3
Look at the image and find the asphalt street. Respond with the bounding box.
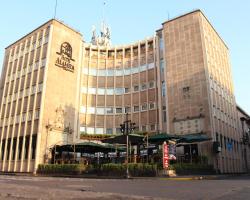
[0,175,249,199]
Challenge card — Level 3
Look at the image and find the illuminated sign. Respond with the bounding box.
[55,42,75,72]
[163,142,169,169]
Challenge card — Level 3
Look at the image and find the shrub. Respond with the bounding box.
[168,163,215,175]
[37,164,87,175]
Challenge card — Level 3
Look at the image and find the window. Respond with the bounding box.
[183,86,190,99]
[107,69,114,76]
[124,68,131,75]
[87,107,95,114]
[150,124,156,131]
[141,103,147,111]
[115,88,124,95]
[97,88,105,95]
[142,125,147,132]
[96,107,105,115]
[141,83,147,91]
[140,64,147,72]
[88,88,96,94]
[134,85,139,92]
[98,69,106,76]
[149,103,155,110]
[86,127,95,134]
[115,69,123,76]
[116,128,121,134]
[125,88,130,93]
[160,59,164,73]
[134,106,139,112]
[96,128,104,134]
[116,107,123,114]
[106,107,113,114]
[106,128,113,134]
[125,107,131,113]
[161,81,166,97]
[89,68,97,76]
[149,81,155,88]
[106,88,114,95]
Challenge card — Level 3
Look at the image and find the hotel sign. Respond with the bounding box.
[55,42,75,72]
[163,142,169,169]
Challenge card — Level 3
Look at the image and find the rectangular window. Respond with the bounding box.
[31,135,37,159]
[160,59,164,73]
[106,128,113,134]
[141,83,147,91]
[115,88,124,95]
[116,107,123,114]
[7,139,11,160]
[25,136,30,159]
[149,81,155,89]
[98,69,106,76]
[106,107,113,114]
[134,106,139,112]
[12,138,17,160]
[115,69,123,76]
[96,128,104,134]
[87,107,95,114]
[150,124,156,131]
[106,88,114,95]
[125,107,131,113]
[141,103,147,111]
[149,103,155,110]
[161,81,166,97]
[96,107,105,115]
[97,88,105,95]
[106,69,114,76]
[1,139,5,160]
[133,85,139,92]
[125,88,130,93]
[163,111,167,122]
[18,137,23,160]
[142,125,147,132]
[86,127,95,134]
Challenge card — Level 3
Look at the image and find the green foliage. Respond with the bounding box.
[168,163,214,175]
[37,163,158,177]
[37,164,87,175]
[100,163,158,177]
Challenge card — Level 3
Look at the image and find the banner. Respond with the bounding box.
[163,143,169,169]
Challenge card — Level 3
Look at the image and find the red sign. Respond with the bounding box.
[163,143,169,169]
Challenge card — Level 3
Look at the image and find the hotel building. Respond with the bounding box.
[0,10,249,173]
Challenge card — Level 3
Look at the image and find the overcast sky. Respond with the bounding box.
[0,0,249,113]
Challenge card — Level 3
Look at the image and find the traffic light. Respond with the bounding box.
[120,123,125,134]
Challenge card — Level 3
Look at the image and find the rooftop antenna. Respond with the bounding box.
[54,0,58,19]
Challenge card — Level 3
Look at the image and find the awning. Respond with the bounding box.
[101,134,144,145]
[148,133,180,144]
[53,141,125,153]
[148,133,211,144]
[177,133,211,143]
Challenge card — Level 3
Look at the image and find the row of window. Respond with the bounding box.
[80,103,156,115]
[216,133,241,153]
[83,62,154,77]
[2,83,43,104]
[80,124,157,135]
[212,107,237,129]
[0,110,40,126]
[81,81,155,95]
[6,59,46,82]
[9,34,49,62]
[0,135,37,161]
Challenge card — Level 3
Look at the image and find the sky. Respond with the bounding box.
[0,0,250,113]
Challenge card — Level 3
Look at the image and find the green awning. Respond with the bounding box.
[148,133,211,144]
[101,134,144,145]
[148,133,180,144]
[54,141,125,153]
[177,133,211,143]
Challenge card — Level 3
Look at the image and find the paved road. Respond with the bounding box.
[0,175,249,199]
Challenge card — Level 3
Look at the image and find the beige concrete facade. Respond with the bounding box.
[0,10,249,173]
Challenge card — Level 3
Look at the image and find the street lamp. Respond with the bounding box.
[120,113,136,178]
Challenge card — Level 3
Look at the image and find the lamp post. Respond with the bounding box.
[120,113,136,178]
